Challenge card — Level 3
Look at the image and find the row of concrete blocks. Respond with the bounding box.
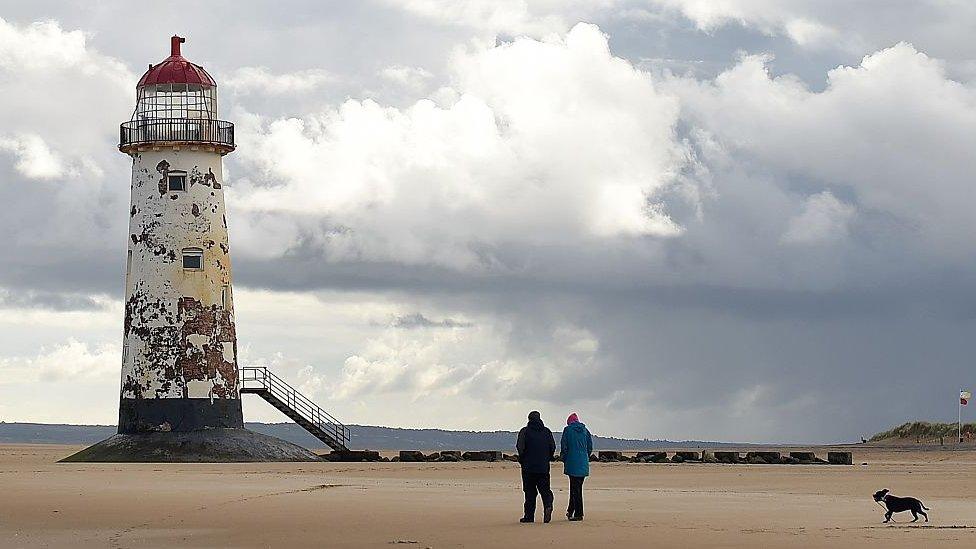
[322,450,509,462]
[323,449,854,465]
[598,450,854,465]
[394,450,511,462]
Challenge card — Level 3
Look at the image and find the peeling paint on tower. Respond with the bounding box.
[122,150,238,404]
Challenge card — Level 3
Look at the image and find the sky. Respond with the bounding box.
[0,1,974,443]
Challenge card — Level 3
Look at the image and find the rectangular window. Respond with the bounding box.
[168,173,187,192]
[221,285,230,309]
[126,250,132,275]
[182,248,203,270]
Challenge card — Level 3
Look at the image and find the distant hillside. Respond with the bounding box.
[0,422,116,445]
[870,421,976,442]
[0,422,738,451]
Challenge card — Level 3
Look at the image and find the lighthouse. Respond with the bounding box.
[65,36,320,462]
[120,35,240,432]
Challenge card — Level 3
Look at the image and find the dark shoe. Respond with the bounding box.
[520,517,534,523]
[543,507,552,523]
[569,516,583,521]
[566,511,573,520]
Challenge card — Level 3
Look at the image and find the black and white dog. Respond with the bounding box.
[872,489,930,523]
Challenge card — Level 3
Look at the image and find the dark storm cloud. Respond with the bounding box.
[390,313,474,329]
[0,289,104,311]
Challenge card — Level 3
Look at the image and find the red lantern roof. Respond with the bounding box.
[137,36,216,88]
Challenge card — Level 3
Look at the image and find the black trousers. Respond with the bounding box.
[521,470,554,519]
[567,476,585,518]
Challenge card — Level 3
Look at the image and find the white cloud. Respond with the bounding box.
[381,0,583,37]
[223,66,334,95]
[331,320,601,403]
[0,134,64,179]
[647,0,842,42]
[0,19,89,70]
[0,338,118,384]
[379,64,433,91]
[666,43,976,268]
[642,0,976,59]
[781,17,838,48]
[781,192,855,245]
[385,0,850,49]
[232,23,689,268]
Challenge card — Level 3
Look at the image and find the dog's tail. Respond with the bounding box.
[921,503,931,510]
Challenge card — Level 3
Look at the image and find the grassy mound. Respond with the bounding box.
[870,421,976,442]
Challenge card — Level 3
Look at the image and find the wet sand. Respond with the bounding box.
[1,444,974,548]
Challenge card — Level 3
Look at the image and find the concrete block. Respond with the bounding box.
[789,452,817,462]
[745,451,781,464]
[827,451,852,465]
[674,451,701,461]
[634,451,668,463]
[598,451,624,461]
[399,450,426,462]
[325,450,381,462]
[714,451,740,463]
[462,450,502,461]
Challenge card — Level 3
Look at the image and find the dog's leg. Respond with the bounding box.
[919,509,928,522]
[884,511,893,523]
[911,510,919,522]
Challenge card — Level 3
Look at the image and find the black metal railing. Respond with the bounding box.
[120,118,234,149]
[239,366,351,451]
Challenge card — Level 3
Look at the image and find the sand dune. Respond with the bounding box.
[1,444,973,547]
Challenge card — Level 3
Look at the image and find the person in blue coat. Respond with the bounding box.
[560,412,593,521]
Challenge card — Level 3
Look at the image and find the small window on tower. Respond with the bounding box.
[168,172,187,192]
[221,285,230,309]
[182,248,203,270]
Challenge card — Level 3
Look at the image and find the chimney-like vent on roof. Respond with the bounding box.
[171,35,185,57]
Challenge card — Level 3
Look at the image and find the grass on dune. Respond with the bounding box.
[871,421,976,442]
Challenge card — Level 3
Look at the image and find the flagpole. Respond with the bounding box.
[960,389,963,444]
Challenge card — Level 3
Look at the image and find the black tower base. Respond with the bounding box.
[60,428,321,462]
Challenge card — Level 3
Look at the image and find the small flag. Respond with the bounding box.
[962,391,972,406]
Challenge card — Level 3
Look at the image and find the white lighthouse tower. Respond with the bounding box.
[66,36,319,461]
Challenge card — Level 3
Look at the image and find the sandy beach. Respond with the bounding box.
[0,444,973,548]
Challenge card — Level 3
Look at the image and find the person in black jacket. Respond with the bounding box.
[516,410,555,523]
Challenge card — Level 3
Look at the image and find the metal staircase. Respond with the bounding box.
[239,366,351,452]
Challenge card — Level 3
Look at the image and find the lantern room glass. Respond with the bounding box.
[133,83,217,122]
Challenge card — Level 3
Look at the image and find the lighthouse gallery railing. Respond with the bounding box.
[239,366,351,451]
[120,118,234,149]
